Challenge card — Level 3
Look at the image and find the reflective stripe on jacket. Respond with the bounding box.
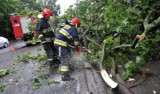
[54,24,79,47]
[54,39,67,47]
[36,18,55,43]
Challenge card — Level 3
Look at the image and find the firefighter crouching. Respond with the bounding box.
[36,9,59,72]
[54,17,81,81]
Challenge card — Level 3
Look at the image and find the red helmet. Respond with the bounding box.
[71,17,80,28]
[42,9,52,19]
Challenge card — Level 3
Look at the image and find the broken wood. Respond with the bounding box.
[100,69,118,88]
[99,43,134,94]
[111,57,125,85]
[99,43,118,88]
[114,84,134,94]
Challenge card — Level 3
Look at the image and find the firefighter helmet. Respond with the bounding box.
[42,9,52,19]
[71,17,80,28]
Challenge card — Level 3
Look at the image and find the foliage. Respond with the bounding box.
[135,56,145,69]
[0,69,10,77]
[32,53,47,62]
[0,83,6,92]
[47,80,54,85]
[115,53,129,65]
[32,77,42,89]
[0,0,60,40]
[18,52,47,63]
[0,0,21,39]
[17,52,32,63]
[39,73,48,79]
[17,0,41,11]
[123,61,138,80]
[0,0,160,81]
[103,56,112,68]
[61,0,160,80]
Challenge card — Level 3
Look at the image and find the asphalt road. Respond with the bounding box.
[0,41,26,54]
[0,41,112,94]
[1,41,160,94]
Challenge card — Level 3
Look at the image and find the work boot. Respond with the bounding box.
[69,64,76,72]
[49,62,56,73]
[61,72,74,81]
[49,65,54,71]
[49,63,60,73]
[52,58,60,69]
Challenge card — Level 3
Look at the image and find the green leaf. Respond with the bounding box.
[0,69,10,77]
[32,78,42,89]
[47,80,54,85]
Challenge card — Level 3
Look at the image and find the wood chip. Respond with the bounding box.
[127,78,135,82]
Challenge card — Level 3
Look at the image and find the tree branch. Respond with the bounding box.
[85,36,101,48]
[148,16,160,32]
[144,10,155,26]
[111,44,131,50]
[99,42,107,70]
[80,27,88,47]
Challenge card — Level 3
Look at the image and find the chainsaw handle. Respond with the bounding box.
[68,45,75,49]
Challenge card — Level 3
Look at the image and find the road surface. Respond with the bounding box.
[0,41,112,94]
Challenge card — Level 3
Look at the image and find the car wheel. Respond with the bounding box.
[4,42,8,48]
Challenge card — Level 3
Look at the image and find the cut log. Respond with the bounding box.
[114,84,134,94]
[100,69,118,88]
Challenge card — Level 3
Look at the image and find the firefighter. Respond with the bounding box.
[54,17,81,81]
[36,9,59,72]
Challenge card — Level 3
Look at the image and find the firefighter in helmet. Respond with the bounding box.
[36,9,59,72]
[54,17,81,81]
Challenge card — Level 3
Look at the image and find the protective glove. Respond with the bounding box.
[41,41,46,44]
[39,37,46,43]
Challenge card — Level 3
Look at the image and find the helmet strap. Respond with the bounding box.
[75,23,78,28]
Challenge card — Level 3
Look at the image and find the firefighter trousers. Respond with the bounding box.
[42,42,59,67]
[54,45,71,72]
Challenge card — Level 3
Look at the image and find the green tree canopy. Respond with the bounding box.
[0,0,60,39]
[60,0,160,80]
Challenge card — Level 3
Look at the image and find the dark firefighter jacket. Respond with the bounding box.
[54,24,79,47]
[36,18,55,43]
